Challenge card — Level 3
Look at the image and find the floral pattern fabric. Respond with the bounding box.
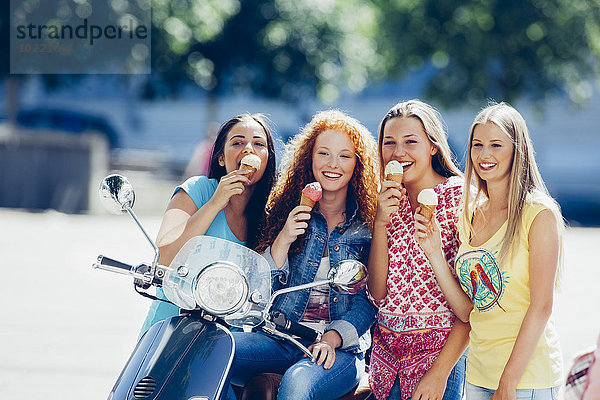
[368,176,463,400]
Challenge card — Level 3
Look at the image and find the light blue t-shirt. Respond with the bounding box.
[138,176,245,336]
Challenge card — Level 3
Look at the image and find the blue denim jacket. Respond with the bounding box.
[263,198,376,354]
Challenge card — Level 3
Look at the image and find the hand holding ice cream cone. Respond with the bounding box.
[274,183,320,254]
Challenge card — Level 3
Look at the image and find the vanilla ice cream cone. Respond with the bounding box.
[384,161,404,184]
[419,204,436,221]
[239,154,261,179]
[417,188,438,222]
[386,173,403,185]
[240,164,257,177]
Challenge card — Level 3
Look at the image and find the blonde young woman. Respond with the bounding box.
[416,102,564,399]
[225,110,380,400]
[368,100,470,400]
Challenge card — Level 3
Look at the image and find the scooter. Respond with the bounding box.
[93,174,368,400]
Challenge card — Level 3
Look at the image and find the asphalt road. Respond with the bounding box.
[1,209,598,399]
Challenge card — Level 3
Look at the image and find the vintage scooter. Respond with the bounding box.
[94,174,368,400]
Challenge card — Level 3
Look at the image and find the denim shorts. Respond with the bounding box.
[465,382,560,400]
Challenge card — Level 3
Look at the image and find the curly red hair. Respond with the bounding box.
[256,109,379,254]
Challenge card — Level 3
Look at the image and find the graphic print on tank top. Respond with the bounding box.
[456,249,509,312]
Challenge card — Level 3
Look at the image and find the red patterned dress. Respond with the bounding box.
[368,176,463,400]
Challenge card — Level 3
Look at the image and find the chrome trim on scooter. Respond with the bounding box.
[192,261,250,316]
[213,323,236,400]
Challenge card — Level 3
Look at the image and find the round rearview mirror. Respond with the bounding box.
[99,174,135,215]
[327,259,368,294]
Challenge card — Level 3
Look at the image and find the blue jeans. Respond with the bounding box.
[386,351,467,400]
[465,382,560,400]
[225,331,365,400]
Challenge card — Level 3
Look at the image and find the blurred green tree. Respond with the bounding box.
[147,0,382,104]
[373,0,600,107]
[3,0,600,111]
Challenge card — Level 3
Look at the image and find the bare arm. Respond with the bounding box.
[156,171,248,266]
[415,213,473,322]
[367,180,403,300]
[412,319,470,400]
[492,209,559,400]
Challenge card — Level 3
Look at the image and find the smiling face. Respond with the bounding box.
[218,119,269,184]
[380,117,438,187]
[312,129,357,196]
[470,122,514,185]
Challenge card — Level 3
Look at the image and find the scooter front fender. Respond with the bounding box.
[108,315,234,400]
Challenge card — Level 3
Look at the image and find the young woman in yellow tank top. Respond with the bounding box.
[415,102,564,400]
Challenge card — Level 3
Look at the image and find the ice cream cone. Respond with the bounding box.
[239,154,261,180]
[240,164,257,178]
[386,173,403,185]
[419,204,436,221]
[417,188,438,225]
[300,182,322,209]
[300,194,316,209]
[384,161,404,185]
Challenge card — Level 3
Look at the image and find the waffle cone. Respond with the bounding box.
[240,164,257,177]
[419,204,436,221]
[386,173,403,185]
[300,194,316,209]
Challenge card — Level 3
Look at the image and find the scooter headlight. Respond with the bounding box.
[193,261,249,316]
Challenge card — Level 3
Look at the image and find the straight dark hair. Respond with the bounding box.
[208,113,277,250]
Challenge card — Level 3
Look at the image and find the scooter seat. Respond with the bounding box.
[240,372,371,400]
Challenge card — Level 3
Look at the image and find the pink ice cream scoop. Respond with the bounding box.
[302,182,322,201]
[300,182,322,208]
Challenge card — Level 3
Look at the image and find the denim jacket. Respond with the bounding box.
[263,198,376,354]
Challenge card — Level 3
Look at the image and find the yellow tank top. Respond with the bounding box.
[456,202,563,389]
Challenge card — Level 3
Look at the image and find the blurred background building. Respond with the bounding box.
[1,0,599,225]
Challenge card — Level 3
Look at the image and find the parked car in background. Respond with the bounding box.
[16,107,120,148]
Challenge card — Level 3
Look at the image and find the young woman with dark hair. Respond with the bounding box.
[138,113,277,335]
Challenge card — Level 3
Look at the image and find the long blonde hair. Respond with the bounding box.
[256,109,380,254]
[463,102,564,285]
[377,99,462,180]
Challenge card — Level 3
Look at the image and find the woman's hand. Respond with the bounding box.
[411,366,447,400]
[414,208,443,262]
[307,330,342,369]
[208,170,250,210]
[490,381,516,400]
[269,205,312,267]
[278,205,313,246]
[374,180,405,226]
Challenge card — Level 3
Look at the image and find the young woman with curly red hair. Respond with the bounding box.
[225,109,380,400]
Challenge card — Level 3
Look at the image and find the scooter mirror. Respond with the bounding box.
[327,259,368,294]
[99,174,136,215]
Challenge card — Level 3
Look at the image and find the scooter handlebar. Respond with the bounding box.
[93,255,156,289]
[94,255,134,275]
[272,311,320,343]
[286,320,319,343]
